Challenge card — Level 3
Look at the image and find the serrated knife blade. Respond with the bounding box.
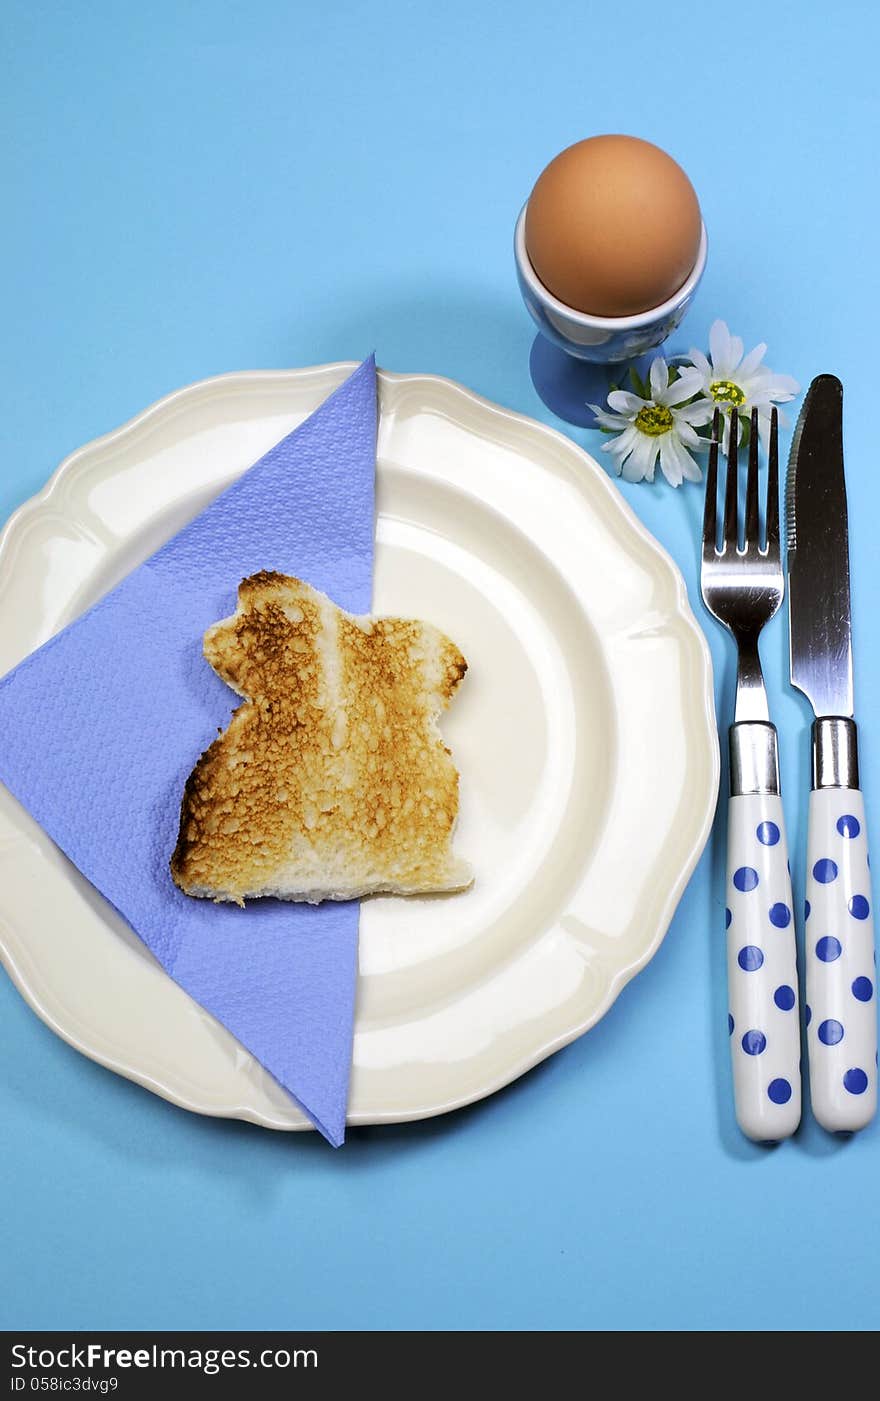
[786,373,853,717]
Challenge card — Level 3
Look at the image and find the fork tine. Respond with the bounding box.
[766,407,780,556]
[722,407,739,551]
[745,407,760,547]
[702,408,721,556]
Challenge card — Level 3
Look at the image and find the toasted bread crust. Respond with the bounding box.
[170,572,470,903]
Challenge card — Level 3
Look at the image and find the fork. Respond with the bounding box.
[701,406,801,1141]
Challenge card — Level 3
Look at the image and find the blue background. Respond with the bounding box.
[2,0,878,1331]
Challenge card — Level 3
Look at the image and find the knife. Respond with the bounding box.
[787,374,876,1132]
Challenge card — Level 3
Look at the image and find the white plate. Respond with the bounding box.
[0,365,719,1130]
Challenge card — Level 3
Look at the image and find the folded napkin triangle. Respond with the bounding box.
[0,356,378,1146]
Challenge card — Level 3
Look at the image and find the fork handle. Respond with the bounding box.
[726,725,801,1141]
[805,720,876,1132]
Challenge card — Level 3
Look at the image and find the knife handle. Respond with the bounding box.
[805,784,877,1133]
[726,790,801,1141]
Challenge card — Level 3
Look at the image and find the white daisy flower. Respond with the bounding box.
[589,356,713,486]
[684,319,799,447]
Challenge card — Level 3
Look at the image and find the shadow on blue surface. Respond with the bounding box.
[528,334,607,428]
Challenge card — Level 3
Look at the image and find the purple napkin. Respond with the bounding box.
[0,356,378,1146]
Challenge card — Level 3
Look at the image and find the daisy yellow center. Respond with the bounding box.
[710,379,745,406]
[634,404,673,436]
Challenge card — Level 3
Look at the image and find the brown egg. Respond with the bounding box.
[524,135,702,317]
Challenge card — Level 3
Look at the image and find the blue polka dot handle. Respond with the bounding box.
[805,790,876,1132]
[727,794,801,1141]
